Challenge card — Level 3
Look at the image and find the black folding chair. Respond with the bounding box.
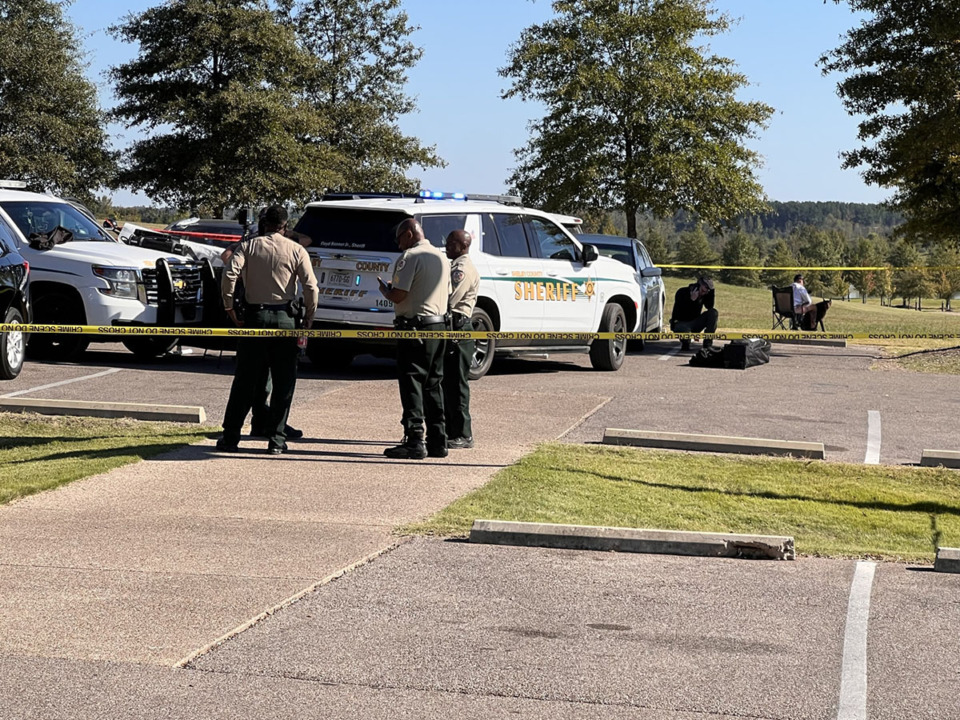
[771,286,799,330]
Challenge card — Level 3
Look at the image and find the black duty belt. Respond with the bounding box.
[418,314,446,325]
[248,302,291,311]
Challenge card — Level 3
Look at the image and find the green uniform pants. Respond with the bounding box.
[396,321,446,451]
[443,338,473,439]
[222,307,298,447]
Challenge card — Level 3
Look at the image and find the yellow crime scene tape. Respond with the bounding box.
[659,264,960,271]
[2,324,960,342]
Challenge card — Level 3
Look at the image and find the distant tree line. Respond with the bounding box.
[583,201,960,309]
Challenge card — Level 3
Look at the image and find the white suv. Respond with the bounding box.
[293,193,644,378]
[0,189,210,361]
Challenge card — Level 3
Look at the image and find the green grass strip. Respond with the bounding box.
[0,413,208,505]
[405,444,960,561]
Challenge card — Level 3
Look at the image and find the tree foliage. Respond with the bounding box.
[109,0,336,214]
[820,0,960,245]
[719,232,761,287]
[0,0,115,199]
[500,0,773,238]
[292,0,442,193]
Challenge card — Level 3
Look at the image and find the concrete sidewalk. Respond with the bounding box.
[0,378,608,667]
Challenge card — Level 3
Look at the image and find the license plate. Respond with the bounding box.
[328,272,353,287]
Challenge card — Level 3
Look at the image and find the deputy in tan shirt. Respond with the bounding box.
[217,205,318,455]
[443,230,480,449]
[379,218,450,459]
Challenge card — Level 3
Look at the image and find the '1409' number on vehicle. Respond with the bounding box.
[376,298,393,309]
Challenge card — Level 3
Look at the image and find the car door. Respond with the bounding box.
[0,217,18,316]
[635,240,662,330]
[486,212,543,331]
[525,215,597,333]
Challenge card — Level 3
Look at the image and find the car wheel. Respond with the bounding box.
[306,339,355,372]
[26,292,89,362]
[589,303,627,371]
[122,337,178,359]
[468,308,495,380]
[653,295,665,333]
[0,307,25,379]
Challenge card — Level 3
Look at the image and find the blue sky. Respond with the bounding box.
[65,0,882,206]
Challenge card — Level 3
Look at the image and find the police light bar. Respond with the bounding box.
[0,179,28,189]
[418,190,466,200]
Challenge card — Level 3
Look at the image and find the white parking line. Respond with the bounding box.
[837,561,877,720]
[659,346,681,362]
[0,368,123,399]
[865,410,881,465]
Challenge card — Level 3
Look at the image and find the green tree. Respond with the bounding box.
[292,0,442,193]
[888,240,928,307]
[0,0,115,199]
[719,232,761,287]
[500,0,773,239]
[761,239,798,288]
[110,0,334,214]
[793,225,846,298]
[676,227,719,276]
[820,1,960,246]
[642,227,670,266]
[926,245,960,311]
[848,235,883,303]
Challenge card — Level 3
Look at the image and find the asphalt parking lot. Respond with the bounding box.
[2,339,959,718]
[3,338,958,466]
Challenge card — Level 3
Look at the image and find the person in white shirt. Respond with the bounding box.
[791,274,830,330]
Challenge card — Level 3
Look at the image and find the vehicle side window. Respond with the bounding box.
[420,214,468,249]
[637,242,653,268]
[635,241,650,270]
[526,217,577,262]
[481,213,500,256]
[0,216,15,255]
[492,213,532,258]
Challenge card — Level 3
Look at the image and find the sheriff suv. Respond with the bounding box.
[293,192,645,379]
[0,187,208,361]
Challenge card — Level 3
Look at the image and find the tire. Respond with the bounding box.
[26,292,89,362]
[122,337,178,359]
[306,339,355,371]
[468,308,495,380]
[589,303,627,371]
[0,307,25,379]
[653,295,665,333]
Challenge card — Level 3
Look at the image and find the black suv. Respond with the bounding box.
[0,213,30,378]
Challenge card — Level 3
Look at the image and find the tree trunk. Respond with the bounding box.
[626,203,638,239]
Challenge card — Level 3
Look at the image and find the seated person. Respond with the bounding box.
[791,274,831,330]
[670,276,718,350]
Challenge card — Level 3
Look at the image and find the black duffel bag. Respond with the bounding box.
[722,338,771,369]
[688,346,725,368]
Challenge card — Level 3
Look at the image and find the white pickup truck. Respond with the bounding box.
[0,189,214,360]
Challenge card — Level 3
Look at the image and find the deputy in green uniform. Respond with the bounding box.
[217,206,318,455]
[443,230,479,449]
[379,218,451,459]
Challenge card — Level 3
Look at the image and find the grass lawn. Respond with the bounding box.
[404,444,960,562]
[0,413,208,505]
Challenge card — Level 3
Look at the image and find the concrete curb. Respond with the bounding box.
[0,397,206,423]
[920,450,960,469]
[934,547,960,573]
[469,519,796,561]
[602,428,825,459]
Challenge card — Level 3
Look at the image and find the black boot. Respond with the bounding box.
[384,435,426,460]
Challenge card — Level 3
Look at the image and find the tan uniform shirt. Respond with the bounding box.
[391,239,450,319]
[448,254,479,317]
[222,232,319,316]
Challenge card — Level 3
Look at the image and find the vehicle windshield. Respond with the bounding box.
[591,243,634,267]
[0,201,112,243]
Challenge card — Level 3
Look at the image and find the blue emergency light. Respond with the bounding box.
[418,190,466,200]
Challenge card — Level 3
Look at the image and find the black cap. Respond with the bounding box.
[698,276,714,291]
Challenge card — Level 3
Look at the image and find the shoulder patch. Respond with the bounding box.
[396,258,407,272]
[452,268,465,285]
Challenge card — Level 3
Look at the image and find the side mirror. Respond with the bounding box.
[640,267,662,278]
[582,243,599,266]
